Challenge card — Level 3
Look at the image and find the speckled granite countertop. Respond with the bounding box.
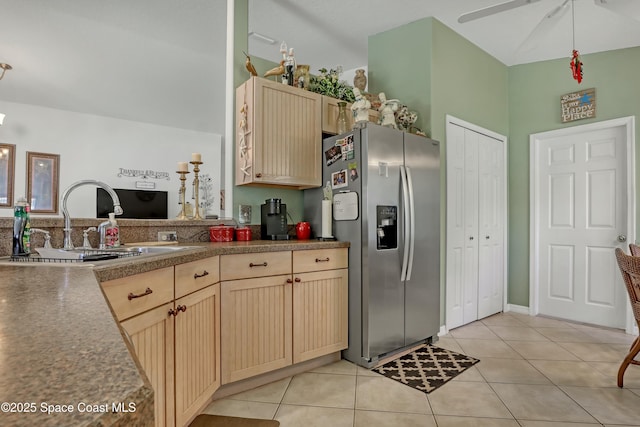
[92,240,349,282]
[0,266,154,427]
[0,240,348,427]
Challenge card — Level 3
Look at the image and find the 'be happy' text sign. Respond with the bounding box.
[561,88,596,123]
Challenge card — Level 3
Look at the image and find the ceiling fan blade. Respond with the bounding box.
[517,0,571,53]
[458,0,541,23]
[594,0,640,22]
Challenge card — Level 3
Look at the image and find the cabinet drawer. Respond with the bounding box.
[101,267,174,321]
[293,248,348,273]
[175,255,220,299]
[220,251,291,281]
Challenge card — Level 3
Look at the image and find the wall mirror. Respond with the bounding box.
[0,143,15,207]
[26,151,60,213]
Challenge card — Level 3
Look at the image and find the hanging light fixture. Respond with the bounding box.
[0,63,12,80]
[569,0,584,83]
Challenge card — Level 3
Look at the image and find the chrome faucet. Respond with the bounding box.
[61,180,123,250]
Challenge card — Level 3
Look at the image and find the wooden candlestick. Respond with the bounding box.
[176,170,190,220]
[190,160,203,220]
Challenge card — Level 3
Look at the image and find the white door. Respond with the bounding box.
[446,116,507,330]
[532,119,633,328]
[478,135,505,319]
[446,123,465,327]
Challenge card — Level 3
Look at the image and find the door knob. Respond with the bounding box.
[618,234,627,242]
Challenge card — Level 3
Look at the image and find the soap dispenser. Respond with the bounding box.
[105,212,120,248]
[12,198,29,256]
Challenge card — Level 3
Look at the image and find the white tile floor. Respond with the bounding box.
[202,312,640,426]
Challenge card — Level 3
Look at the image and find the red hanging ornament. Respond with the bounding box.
[570,49,583,83]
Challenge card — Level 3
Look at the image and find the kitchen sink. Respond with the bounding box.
[116,246,195,254]
[2,245,197,265]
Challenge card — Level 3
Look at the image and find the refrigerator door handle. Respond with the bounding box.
[406,166,416,280]
[400,165,410,281]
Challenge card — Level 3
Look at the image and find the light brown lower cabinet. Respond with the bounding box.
[220,274,293,384]
[220,248,349,384]
[174,284,220,427]
[121,302,175,427]
[104,250,346,426]
[122,286,220,427]
[102,256,220,427]
[293,268,349,363]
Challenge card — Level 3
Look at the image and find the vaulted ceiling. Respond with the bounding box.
[1,0,638,134]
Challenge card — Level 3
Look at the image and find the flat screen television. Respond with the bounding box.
[96,188,168,219]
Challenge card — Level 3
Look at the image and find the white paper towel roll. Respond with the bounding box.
[321,199,332,237]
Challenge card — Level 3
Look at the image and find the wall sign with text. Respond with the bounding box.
[561,88,596,123]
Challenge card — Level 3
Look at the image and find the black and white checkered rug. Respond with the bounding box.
[372,345,480,394]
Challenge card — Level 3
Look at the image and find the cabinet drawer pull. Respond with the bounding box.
[249,262,268,267]
[128,287,153,300]
[294,277,301,282]
[315,257,330,262]
[194,270,209,279]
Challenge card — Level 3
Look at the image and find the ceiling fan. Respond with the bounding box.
[459,0,627,24]
[458,0,634,82]
[458,0,633,52]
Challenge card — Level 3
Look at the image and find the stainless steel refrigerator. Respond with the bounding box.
[304,123,440,368]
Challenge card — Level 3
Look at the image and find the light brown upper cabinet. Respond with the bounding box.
[236,77,322,189]
[321,96,381,136]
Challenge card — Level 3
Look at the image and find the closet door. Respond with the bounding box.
[446,125,479,329]
[446,118,506,330]
[477,135,505,319]
[462,130,480,324]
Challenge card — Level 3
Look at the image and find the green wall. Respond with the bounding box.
[368,19,433,135]
[508,46,640,306]
[430,19,509,141]
[368,18,509,323]
[232,0,304,225]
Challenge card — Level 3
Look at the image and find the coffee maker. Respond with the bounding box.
[261,198,289,240]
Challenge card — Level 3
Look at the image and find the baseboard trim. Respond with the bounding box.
[505,304,530,315]
[437,325,448,337]
[210,352,340,401]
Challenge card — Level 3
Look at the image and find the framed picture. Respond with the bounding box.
[26,151,60,213]
[0,144,15,207]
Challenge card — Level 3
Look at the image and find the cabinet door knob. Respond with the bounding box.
[469,236,474,241]
[128,287,153,300]
[286,278,293,284]
[486,235,490,240]
[255,173,263,178]
[294,277,301,282]
[168,308,177,317]
[176,304,187,313]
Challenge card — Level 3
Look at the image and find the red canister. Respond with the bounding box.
[209,225,235,242]
[236,227,252,241]
[296,222,311,240]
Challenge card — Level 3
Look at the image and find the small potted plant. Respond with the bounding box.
[309,67,355,102]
